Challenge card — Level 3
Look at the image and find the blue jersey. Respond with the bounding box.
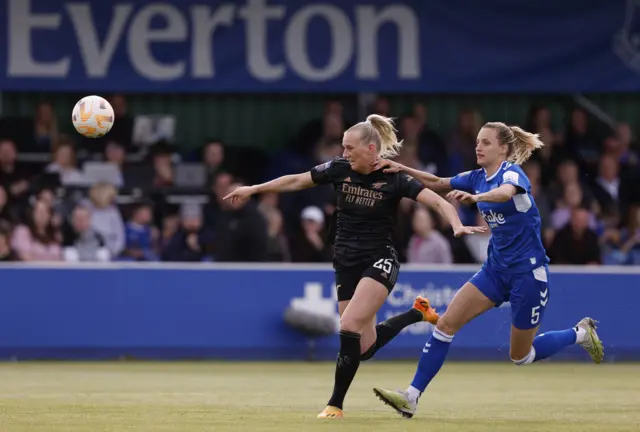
[450,161,549,274]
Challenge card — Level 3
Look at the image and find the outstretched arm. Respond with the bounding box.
[251,172,315,194]
[224,172,315,204]
[447,184,518,205]
[415,188,486,237]
[375,159,452,193]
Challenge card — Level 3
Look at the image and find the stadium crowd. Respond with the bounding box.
[0,95,638,265]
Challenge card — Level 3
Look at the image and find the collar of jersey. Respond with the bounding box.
[483,161,509,181]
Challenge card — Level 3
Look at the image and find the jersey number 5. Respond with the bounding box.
[373,258,393,274]
[531,306,541,325]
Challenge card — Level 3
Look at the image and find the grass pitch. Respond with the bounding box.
[0,361,638,431]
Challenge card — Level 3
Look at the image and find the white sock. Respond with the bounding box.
[406,385,421,404]
[574,327,587,344]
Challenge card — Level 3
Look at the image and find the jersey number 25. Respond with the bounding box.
[373,258,394,274]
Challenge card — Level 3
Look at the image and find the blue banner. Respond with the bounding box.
[0,263,635,361]
[1,0,639,92]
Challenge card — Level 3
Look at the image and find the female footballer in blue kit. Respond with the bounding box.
[371,122,604,418]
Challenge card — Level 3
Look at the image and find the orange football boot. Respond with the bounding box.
[317,405,344,419]
[412,296,439,324]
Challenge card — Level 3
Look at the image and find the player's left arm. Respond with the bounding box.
[475,169,528,203]
[400,174,485,236]
[474,184,518,203]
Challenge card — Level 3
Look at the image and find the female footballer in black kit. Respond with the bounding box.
[224,114,485,419]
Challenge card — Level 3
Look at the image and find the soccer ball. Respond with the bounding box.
[71,95,115,138]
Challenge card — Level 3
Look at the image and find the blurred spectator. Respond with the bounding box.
[526,106,563,181]
[256,192,290,261]
[613,123,639,171]
[601,204,640,265]
[549,208,600,265]
[412,103,447,176]
[45,141,84,186]
[0,139,30,204]
[258,192,279,216]
[62,204,110,262]
[463,212,491,264]
[104,141,126,178]
[121,202,159,261]
[32,101,58,153]
[447,108,482,172]
[563,107,600,172]
[290,206,332,262]
[213,182,268,262]
[397,117,427,171]
[11,200,62,261]
[548,159,595,209]
[203,171,233,228]
[0,185,17,226]
[526,105,557,137]
[294,100,345,156]
[312,115,344,163]
[591,154,631,218]
[85,182,125,257]
[107,94,134,149]
[160,213,180,249]
[523,161,553,246]
[550,182,597,232]
[370,96,391,117]
[393,198,416,263]
[151,146,174,187]
[263,207,291,262]
[407,206,453,264]
[0,222,18,261]
[162,203,212,262]
[35,186,64,230]
[202,139,226,184]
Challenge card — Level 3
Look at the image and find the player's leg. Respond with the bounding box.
[319,276,388,418]
[509,266,604,365]
[360,254,438,362]
[374,270,499,418]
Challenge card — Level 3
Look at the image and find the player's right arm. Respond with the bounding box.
[223,172,315,204]
[375,159,452,193]
[224,158,345,204]
[398,172,486,238]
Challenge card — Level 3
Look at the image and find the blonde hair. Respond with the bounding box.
[483,122,544,165]
[347,114,402,159]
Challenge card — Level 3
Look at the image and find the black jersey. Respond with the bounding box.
[310,157,425,268]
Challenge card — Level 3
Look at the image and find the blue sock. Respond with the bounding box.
[530,328,578,362]
[409,328,454,394]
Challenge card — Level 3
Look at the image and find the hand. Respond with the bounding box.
[373,158,402,173]
[453,225,487,237]
[223,185,256,205]
[186,233,200,251]
[447,190,478,205]
[10,180,29,196]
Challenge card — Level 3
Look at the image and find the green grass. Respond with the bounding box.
[0,361,637,431]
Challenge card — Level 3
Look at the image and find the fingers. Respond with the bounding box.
[446,190,465,200]
[469,226,487,233]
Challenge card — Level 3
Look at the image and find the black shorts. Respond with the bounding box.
[334,248,400,301]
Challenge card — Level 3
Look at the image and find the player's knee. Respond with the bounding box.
[339,315,364,333]
[435,315,460,336]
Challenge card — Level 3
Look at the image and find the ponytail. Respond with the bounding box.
[363,114,403,158]
[483,122,544,165]
[508,125,544,165]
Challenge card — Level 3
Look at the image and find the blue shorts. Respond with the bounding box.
[469,263,550,330]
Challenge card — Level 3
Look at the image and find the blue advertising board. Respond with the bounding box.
[1,0,639,92]
[0,263,635,362]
